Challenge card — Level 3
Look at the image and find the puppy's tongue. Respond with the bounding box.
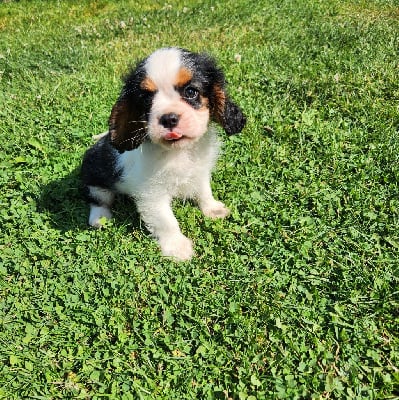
[164,131,183,140]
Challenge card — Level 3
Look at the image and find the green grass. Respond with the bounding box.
[1,0,398,398]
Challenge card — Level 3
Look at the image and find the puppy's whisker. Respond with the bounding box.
[127,127,146,133]
[128,120,148,125]
[118,129,149,146]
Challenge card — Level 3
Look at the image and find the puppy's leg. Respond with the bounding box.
[136,196,194,261]
[86,186,115,228]
[196,176,230,219]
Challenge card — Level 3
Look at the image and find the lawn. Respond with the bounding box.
[0,0,398,398]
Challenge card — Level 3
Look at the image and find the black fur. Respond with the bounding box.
[81,136,121,200]
[221,99,247,135]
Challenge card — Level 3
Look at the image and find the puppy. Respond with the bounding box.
[81,47,246,260]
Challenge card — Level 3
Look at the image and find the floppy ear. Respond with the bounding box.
[209,79,246,135]
[109,95,147,153]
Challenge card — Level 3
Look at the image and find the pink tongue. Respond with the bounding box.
[164,131,183,140]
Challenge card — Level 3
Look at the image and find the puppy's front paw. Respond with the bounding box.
[201,201,230,219]
[159,234,194,261]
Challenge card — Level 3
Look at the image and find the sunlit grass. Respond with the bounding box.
[0,0,398,398]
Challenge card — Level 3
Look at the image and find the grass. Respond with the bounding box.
[0,0,398,398]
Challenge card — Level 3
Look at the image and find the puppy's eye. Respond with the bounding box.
[183,86,199,100]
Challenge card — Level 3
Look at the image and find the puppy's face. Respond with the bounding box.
[109,48,246,153]
[143,48,211,149]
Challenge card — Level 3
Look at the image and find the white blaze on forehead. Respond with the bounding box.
[145,48,182,91]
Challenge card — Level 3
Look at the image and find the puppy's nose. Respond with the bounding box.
[159,113,179,129]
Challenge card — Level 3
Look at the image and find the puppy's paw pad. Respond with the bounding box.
[202,201,230,219]
[160,235,194,261]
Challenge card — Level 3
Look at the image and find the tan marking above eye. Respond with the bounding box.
[140,77,157,92]
[174,68,193,87]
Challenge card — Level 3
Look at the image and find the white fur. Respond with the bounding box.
[88,187,115,227]
[89,205,113,228]
[145,48,182,91]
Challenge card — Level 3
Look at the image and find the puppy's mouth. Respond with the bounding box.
[164,131,184,141]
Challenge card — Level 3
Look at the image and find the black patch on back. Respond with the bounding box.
[81,135,122,192]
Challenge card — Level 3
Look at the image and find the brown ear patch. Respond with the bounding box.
[211,84,226,123]
[140,76,157,92]
[109,99,147,153]
[174,68,193,87]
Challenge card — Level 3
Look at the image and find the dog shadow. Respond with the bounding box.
[39,167,141,233]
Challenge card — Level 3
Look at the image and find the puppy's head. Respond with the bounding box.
[109,47,246,153]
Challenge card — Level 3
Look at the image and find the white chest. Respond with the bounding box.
[115,130,220,200]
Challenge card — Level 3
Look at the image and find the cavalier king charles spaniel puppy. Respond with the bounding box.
[81,47,246,261]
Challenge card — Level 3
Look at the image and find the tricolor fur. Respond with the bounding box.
[81,47,246,260]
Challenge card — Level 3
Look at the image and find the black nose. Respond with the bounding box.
[159,113,179,129]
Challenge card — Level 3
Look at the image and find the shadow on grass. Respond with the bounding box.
[39,167,142,233]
